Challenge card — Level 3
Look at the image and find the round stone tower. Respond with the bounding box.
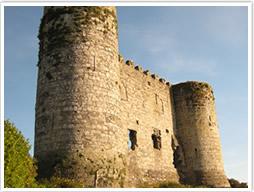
[172,81,230,187]
[34,7,126,187]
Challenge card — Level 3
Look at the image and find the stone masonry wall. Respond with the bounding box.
[35,7,126,187]
[119,58,179,187]
[172,82,230,187]
[35,6,229,188]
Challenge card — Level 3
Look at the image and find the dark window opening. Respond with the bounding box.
[208,116,212,126]
[155,94,158,104]
[166,129,169,133]
[152,129,161,150]
[79,153,83,158]
[136,120,139,125]
[128,129,138,150]
[195,148,198,157]
[46,72,53,80]
[148,81,151,86]
[93,55,96,71]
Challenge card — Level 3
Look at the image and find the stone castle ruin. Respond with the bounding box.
[34,6,230,187]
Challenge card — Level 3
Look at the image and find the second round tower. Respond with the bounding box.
[172,81,230,187]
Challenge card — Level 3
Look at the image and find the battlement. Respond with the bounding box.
[119,54,170,87]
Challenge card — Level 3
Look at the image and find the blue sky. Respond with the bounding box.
[4,6,248,182]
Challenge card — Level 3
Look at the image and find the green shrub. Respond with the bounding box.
[4,120,38,188]
[228,178,248,188]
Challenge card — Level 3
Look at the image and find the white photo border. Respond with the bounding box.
[0,1,252,192]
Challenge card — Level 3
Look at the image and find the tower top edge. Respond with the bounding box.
[43,6,117,16]
[172,81,214,92]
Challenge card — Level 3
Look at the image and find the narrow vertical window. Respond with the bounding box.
[128,129,137,150]
[93,55,96,71]
[195,148,198,158]
[155,94,158,104]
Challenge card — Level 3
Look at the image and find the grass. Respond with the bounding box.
[139,181,207,188]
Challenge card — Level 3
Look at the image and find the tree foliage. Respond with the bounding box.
[4,120,37,188]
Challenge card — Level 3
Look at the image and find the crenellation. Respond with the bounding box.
[125,60,134,67]
[35,6,230,188]
[118,54,124,63]
[159,78,166,84]
[143,70,150,75]
[151,73,159,80]
[134,65,143,72]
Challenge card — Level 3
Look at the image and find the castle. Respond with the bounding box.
[34,6,230,188]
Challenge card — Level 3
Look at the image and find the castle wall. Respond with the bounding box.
[35,6,229,188]
[172,82,230,187]
[119,59,179,186]
[35,7,126,187]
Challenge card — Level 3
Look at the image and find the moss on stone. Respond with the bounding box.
[38,7,117,59]
[39,7,117,41]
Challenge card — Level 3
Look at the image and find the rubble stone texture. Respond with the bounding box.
[34,6,230,188]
